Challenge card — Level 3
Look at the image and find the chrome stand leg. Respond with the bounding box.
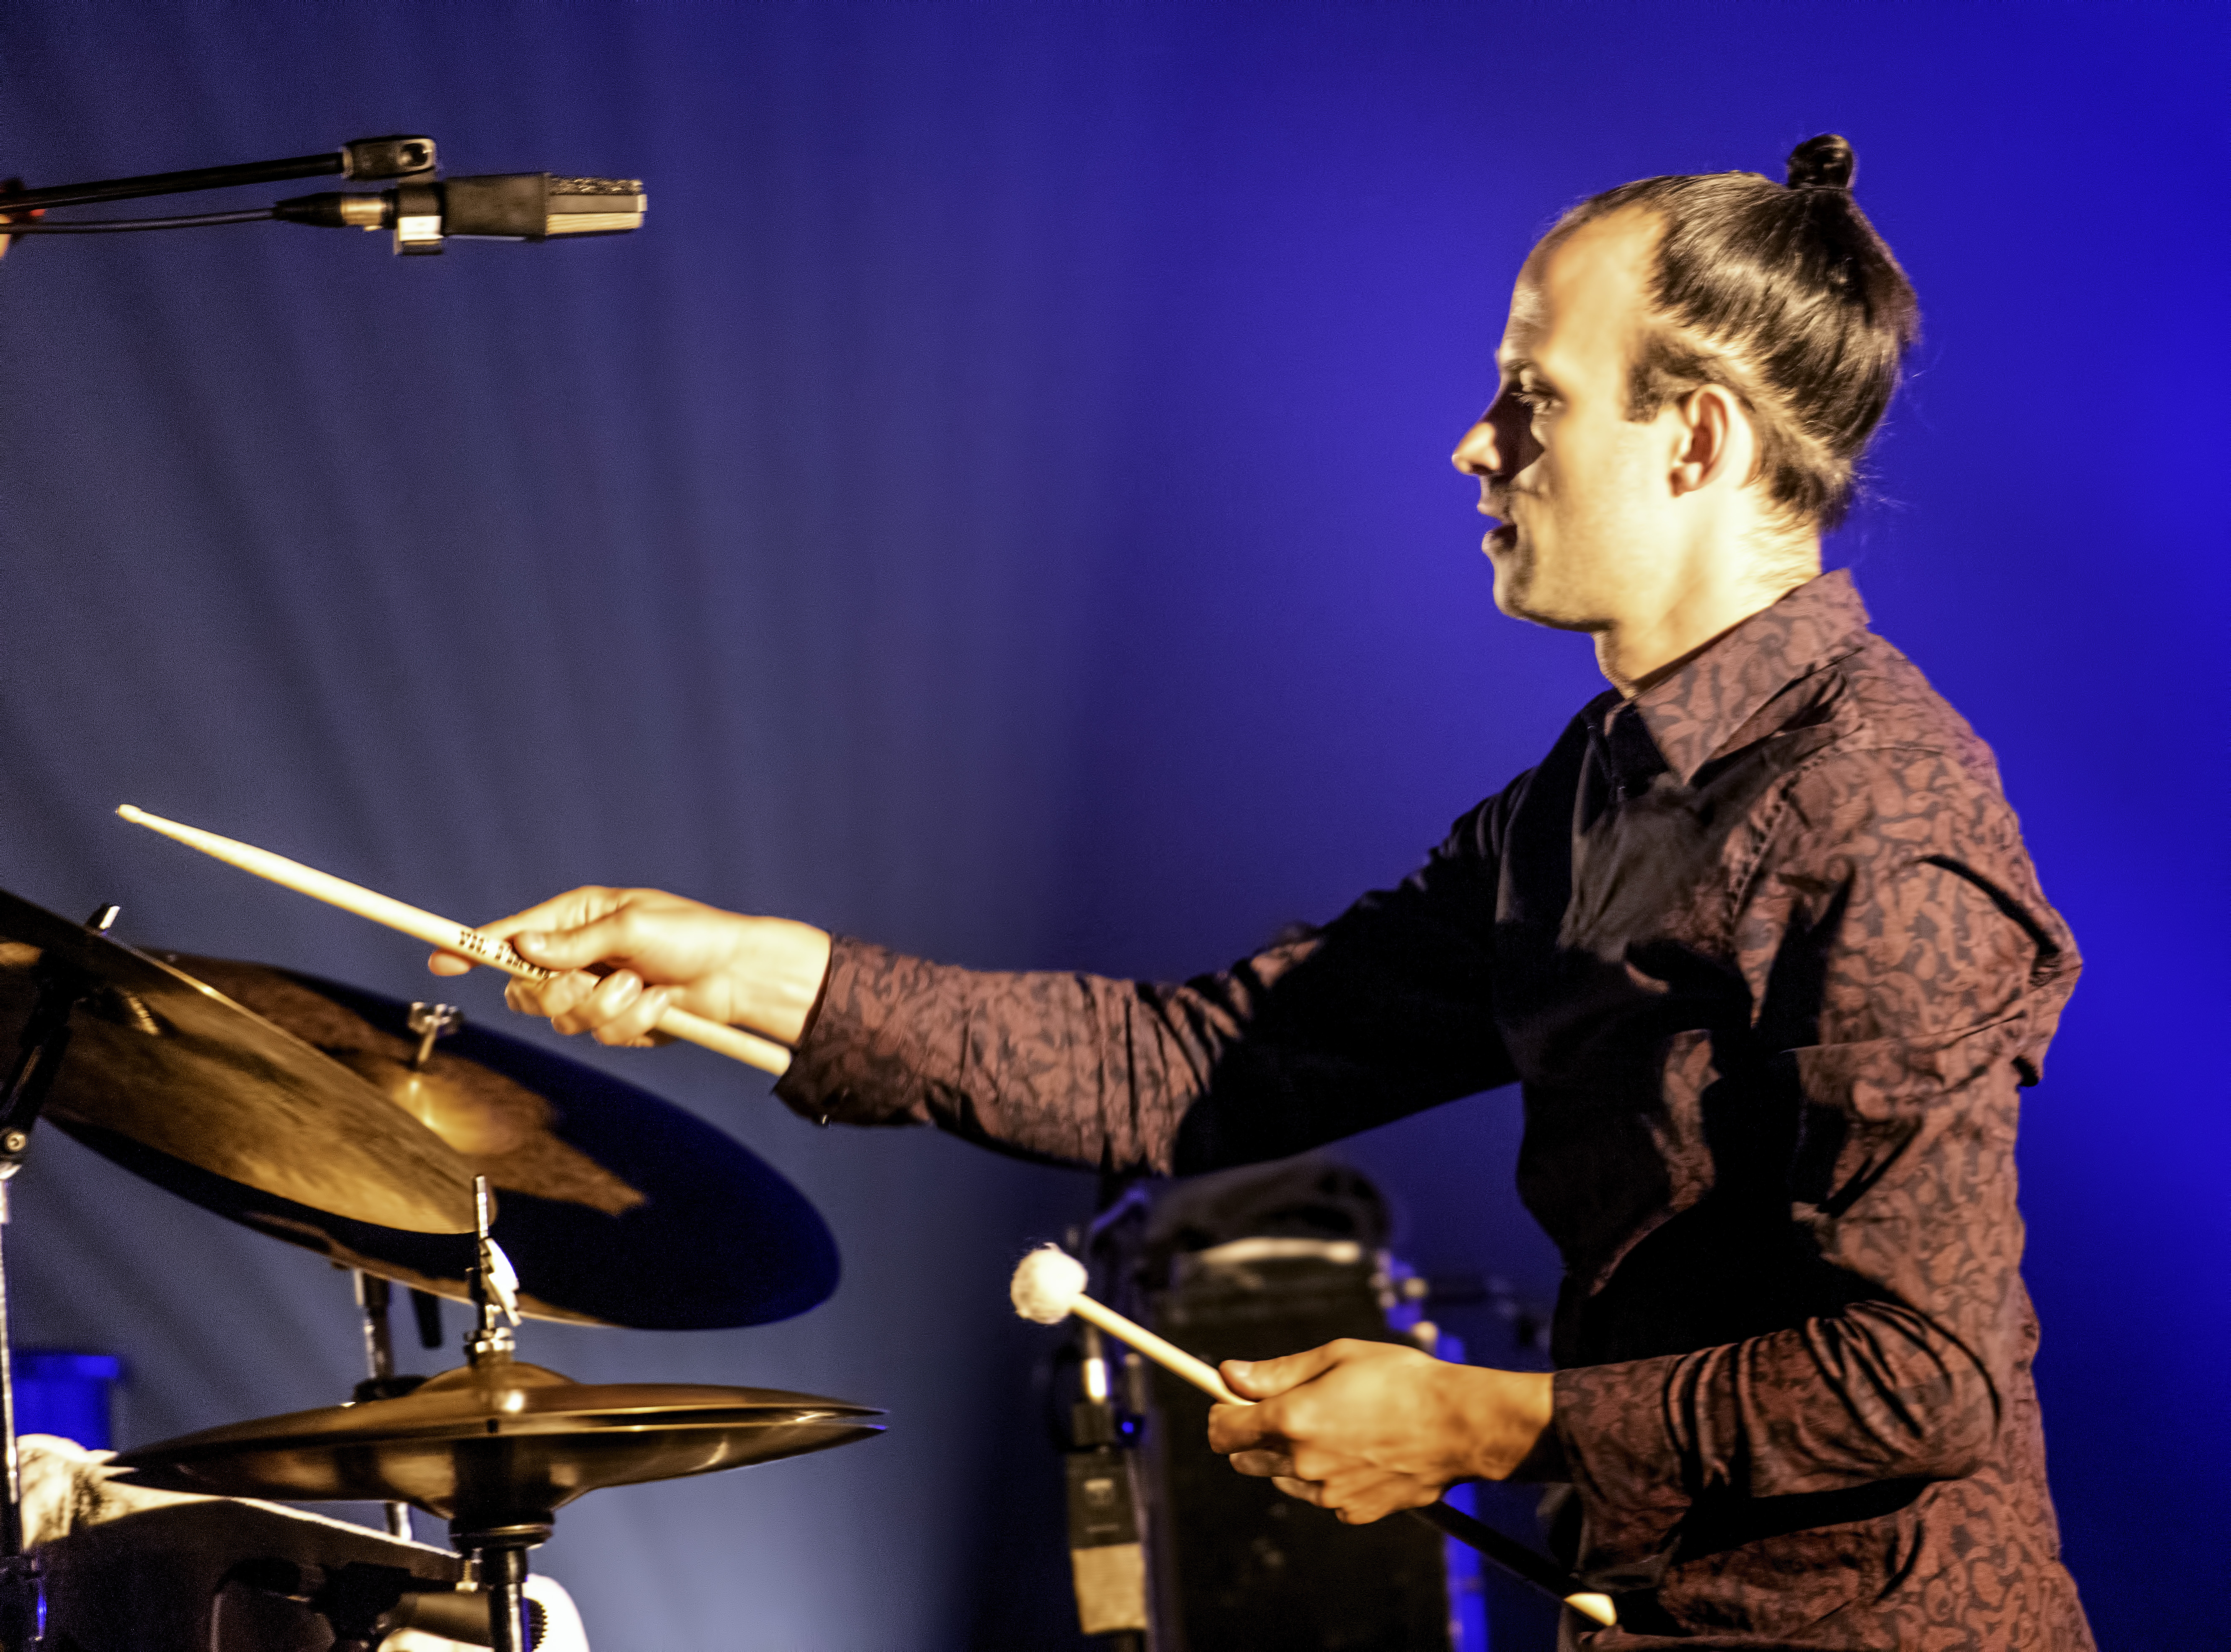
[469,1541,537,1652]
[351,1270,414,1540]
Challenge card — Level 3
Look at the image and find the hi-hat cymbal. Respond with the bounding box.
[127,959,840,1330]
[0,890,474,1233]
[112,1355,884,1526]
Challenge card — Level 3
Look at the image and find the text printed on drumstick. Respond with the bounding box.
[442,927,558,981]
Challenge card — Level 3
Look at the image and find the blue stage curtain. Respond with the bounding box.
[0,4,2220,1645]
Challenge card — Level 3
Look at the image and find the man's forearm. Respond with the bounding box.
[770,923,1518,1174]
[1551,1298,2004,1571]
[770,936,1221,1168]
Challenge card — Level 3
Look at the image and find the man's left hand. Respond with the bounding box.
[1207,1339,1561,1524]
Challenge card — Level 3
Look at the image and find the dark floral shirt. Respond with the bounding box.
[775,571,2092,1649]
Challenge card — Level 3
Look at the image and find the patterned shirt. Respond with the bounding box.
[774,571,2092,1649]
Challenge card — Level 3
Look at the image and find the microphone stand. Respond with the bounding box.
[0,136,435,217]
[1,137,643,254]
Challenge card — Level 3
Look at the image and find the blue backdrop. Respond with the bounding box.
[0,3,2221,1647]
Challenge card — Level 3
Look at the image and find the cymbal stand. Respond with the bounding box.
[455,1176,538,1652]
[0,904,119,1649]
[350,1272,415,1539]
[348,1001,460,1541]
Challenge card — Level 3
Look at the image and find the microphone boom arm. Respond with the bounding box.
[2,138,643,256]
[0,136,434,216]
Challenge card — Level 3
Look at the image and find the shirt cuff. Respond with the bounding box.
[770,935,936,1128]
[1553,1355,1691,1582]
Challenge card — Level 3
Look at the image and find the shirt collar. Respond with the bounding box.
[1623,569,1873,786]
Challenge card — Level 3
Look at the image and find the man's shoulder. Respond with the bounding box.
[1795,632,2009,798]
[1753,631,2043,873]
[1764,631,2081,1021]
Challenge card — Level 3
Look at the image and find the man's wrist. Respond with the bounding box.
[1440,1364,1558,1483]
[733,918,832,1044]
[1507,1370,1566,1481]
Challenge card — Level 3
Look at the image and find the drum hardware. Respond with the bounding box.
[462,1178,523,1365]
[411,1286,446,1350]
[0,882,478,1642]
[0,884,874,1647]
[352,1272,426,1541]
[356,1002,464,1541]
[0,902,122,1649]
[406,1002,463,1071]
[455,1177,531,1649]
[115,1170,879,1643]
[225,1556,544,1652]
[31,1473,477,1652]
[116,1169,884,1652]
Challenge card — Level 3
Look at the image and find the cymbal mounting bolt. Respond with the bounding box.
[406,1002,463,1070]
[465,1175,522,1366]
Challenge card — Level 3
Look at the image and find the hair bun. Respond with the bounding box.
[1786,133,1856,193]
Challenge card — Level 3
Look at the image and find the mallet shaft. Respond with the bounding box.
[1067,1295,1242,1403]
[1061,1286,1616,1629]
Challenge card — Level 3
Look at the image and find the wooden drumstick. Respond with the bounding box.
[114,805,793,1077]
[1009,1245,1618,1629]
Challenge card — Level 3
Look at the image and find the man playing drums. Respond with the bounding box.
[434,137,2091,1648]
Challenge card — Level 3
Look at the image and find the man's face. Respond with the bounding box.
[1452,209,1683,632]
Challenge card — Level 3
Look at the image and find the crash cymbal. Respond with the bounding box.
[123,958,839,1330]
[112,1354,884,1525]
[0,890,473,1233]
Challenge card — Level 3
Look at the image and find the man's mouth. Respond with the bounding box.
[1484,520,1518,554]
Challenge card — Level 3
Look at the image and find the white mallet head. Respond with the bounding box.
[1010,1243,1089,1325]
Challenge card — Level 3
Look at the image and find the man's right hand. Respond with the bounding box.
[427,887,832,1050]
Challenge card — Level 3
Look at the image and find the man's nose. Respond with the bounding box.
[1451,414,1500,478]
[1453,390,1538,482]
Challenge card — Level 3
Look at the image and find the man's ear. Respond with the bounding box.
[1669,383,1745,497]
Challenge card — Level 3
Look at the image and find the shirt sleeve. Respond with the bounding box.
[772,798,1522,1176]
[1549,766,2080,1580]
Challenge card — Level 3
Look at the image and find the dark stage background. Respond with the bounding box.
[0,3,2222,1647]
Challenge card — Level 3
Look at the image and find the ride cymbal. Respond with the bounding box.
[0,890,473,1234]
[135,959,840,1330]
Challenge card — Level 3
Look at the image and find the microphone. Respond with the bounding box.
[273,173,644,254]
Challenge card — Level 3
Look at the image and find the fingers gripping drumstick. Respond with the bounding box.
[1009,1244,1618,1629]
[115,806,793,1077]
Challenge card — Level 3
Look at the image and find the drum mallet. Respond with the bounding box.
[1008,1243,1616,1629]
